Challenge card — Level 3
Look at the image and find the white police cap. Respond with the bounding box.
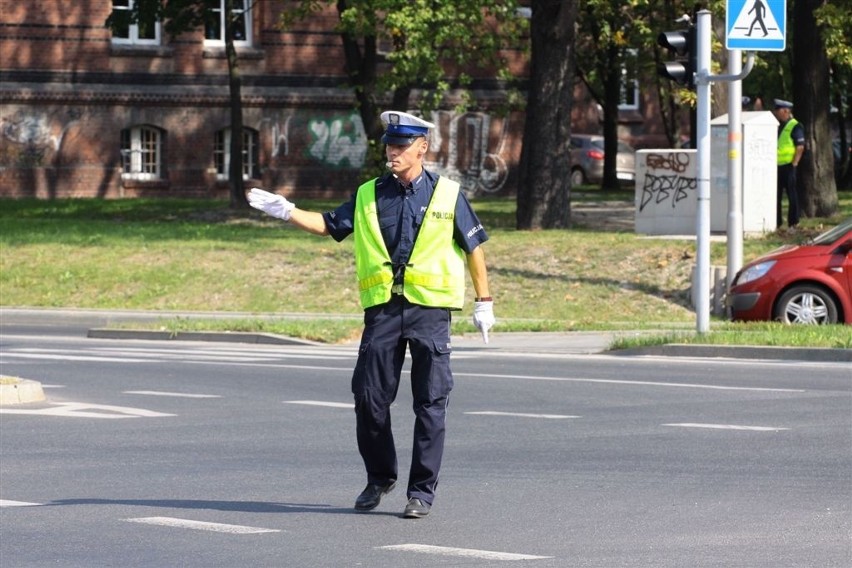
[380,111,435,145]
[774,99,793,109]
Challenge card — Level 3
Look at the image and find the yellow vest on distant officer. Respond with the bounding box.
[354,177,466,310]
[777,118,799,165]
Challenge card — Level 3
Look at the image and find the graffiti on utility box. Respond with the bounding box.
[634,149,699,235]
[639,152,697,211]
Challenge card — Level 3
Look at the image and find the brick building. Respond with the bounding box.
[1,1,667,200]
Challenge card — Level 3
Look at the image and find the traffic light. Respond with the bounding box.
[657,28,696,88]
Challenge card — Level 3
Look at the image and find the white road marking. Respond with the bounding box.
[378,544,553,561]
[5,347,349,364]
[0,353,151,363]
[0,500,42,507]
[283,400,354,409]
[124,390,221,398]
[124,516,279,534]
[51,345,353,361]
[465,411,579,419]
[207,362,352,372]
[458,372,805,393]
[98,345,357,359]
[2,345,829,397]
[0,402,176,419]
[663,423,790,432]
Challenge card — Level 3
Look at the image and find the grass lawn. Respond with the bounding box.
[1,191,850,348]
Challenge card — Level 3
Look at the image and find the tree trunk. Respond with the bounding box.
[337,1,387,174]
[225,0,248,209]
[831,62,852,189]
[516,0,577,230]
[600,43,621,190]
[792,0,837,217]
[711,17,729,119]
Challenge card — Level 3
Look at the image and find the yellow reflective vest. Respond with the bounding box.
[777,118,799,165]
[354,176,466,310]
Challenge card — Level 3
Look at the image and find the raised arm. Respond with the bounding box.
[248,187,329,236]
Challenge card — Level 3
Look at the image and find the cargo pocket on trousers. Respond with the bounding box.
[351,340,373,396]
[429,339,454,400]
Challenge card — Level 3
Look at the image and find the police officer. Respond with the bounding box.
[774,99,805,229]
[248,111,495,519]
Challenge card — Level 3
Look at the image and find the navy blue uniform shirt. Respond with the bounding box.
[322,170,488,269]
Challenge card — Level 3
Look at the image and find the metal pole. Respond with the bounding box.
[695,10,712,334]
[727,50,744,293]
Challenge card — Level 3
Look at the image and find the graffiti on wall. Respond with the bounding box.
[270,115,292,159]
[307,113,368,168]
[639,152,697,211]
[425,111,510,194]
[1,112,55,166]
[1,110,81,167]
[286,110,512,194]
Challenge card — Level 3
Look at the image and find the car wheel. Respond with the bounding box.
[773,284,839,324]
[570,168,586,186]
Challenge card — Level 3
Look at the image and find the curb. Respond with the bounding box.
[86,329,322,346]
[85,328,851,362]
[0,378,46,405]
[613,344,852,362]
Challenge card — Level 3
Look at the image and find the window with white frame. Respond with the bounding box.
[205,0,251,45]
[110,0,161,45]
[215,128,260,180]
[121,126,163,180]
[619,49,640,111]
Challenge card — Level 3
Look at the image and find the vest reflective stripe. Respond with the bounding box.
[777,118,799,165]
[353,177,466,310]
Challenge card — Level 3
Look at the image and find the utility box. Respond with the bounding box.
[710,111,778,234]
[635,111,778,236]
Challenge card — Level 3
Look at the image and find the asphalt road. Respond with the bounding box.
[1,326,850,567]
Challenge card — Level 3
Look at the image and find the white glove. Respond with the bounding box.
[472,300,495,344]
[248,187,295,221]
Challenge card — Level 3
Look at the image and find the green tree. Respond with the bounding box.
[815,0,852,189]
[793,0,838,216]
[281,0,527,176]
[649,0,849,208]
[575,0,653,189]
[515,0,578,229]
[106,0,253,209]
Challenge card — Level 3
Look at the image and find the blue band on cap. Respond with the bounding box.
[385,124,429,137]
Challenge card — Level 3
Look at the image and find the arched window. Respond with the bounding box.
[121,125,164,180]
[214,128,260,180]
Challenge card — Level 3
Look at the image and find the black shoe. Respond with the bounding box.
[354,482,395,511]
[403,497,431,518]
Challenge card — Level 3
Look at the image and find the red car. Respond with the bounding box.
[727,217,852,324]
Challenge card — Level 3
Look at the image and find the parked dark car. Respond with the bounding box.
[569,134,636,186]
[727,217,852,324]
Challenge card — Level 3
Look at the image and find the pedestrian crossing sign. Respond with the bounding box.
[727,0,786,51]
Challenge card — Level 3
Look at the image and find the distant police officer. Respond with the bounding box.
[774,99,805,228]
[248,111,495,519]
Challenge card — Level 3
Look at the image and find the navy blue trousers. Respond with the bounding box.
[351,295,453,506]
[777,164,800,227]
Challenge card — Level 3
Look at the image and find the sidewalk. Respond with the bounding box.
[2,307,849,362]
